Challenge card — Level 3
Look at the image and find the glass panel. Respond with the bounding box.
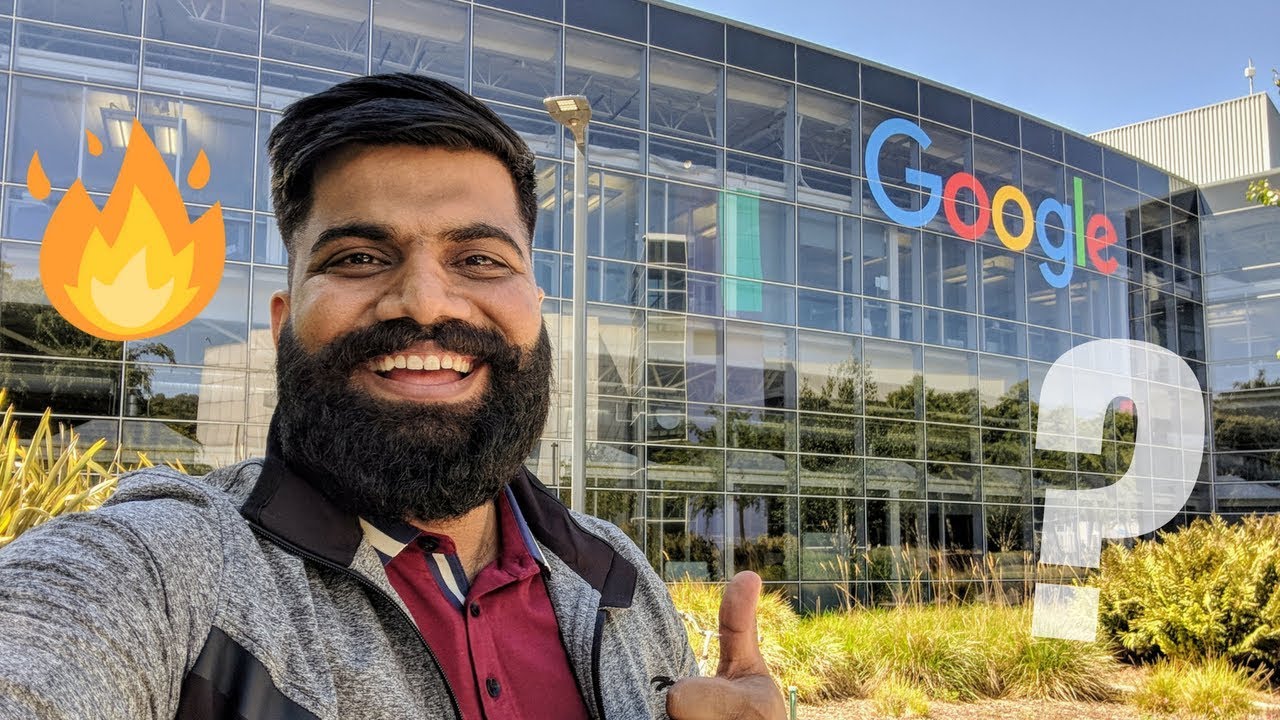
[924,309,977,351]
[979,353,1029,430]
[862,221,921,303]
[864,339,921,420]
[565,30,643,129]
[14,21,140,88]
[584,124,643,171]
[645,313,723,404]
[566,169,643,261]
[725,321,795,409]
[1021,118,1062,160]
[973,101,1018,145]
[862,299,921,342]
[725,152,791,200]
[649,50,720,143]
[1,356,120,416]
[124,364,246,427]
[139,94,257,210]
[797,208,858,292]
[649,4,723,62]
[125,264,250,367]
[799,455,862,498]
[472,8,559,108]
[648,135,720,183]
[796,45,857,98]
[220,208,252,262]
[861,65,917,115]
[492,103,559,158]
[18,0,142,35]
[799,411,860,457]
[726,69,790,159]
[121,419,240,472]
[723,279,795,325]
[799,498,861,583]
[480,0,560,20]
[142,42,258,104]
[981,318,1026,357]
[797,88,856,175]
[566,0,645,42]
[797,168,857,212]
[146,0,261,55]
[249,266,285,372]
[980,245,1025,322]
[920,84,970,131]
[726,25,792,79]
[586,490,643,548]
[924,347,978,424]
[259,61,351,111]
[6,77,136,193]
[722,194,793,284]
[647,180,720,274]
[255,111,279,213]
[647,491,725,581]
[797,330,862,414]
[730,494,797,581]
[0,241,122,361]
[923,232,976,312]
[262,0,369,73]
[372,0,467,86]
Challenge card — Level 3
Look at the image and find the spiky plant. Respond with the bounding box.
[0,389,150,548]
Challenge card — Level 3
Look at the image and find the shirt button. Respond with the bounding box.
[486,677,501,698]
[469,602,481,618]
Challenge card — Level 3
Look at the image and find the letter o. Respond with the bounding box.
[991,185,1034,251]
[942,172,991,241]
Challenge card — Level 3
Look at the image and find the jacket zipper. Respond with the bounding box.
[247,525,464,720]
[590,609,608,720]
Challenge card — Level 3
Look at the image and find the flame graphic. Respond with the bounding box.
[29,119,225,341]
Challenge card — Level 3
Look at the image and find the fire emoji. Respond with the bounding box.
[27,119,225,341]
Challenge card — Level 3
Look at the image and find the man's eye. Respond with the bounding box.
[463,255,502,267]
[335,252,379,266]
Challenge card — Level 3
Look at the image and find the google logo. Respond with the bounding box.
[865,118,1120,289]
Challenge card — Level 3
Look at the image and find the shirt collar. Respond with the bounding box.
[359,486,549,571]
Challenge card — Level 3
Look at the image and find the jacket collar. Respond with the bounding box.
[240,425,637,609]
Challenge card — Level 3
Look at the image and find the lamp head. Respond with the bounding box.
[543,95,591,145]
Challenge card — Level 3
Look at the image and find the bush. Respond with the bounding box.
[871,677,931,718]
[0,391,155,548]
[1132,657,1265,720]
[1095,515,1280,671]
[668,581,1120,705]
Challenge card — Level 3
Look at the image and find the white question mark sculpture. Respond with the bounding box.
[1030,339,1205,642]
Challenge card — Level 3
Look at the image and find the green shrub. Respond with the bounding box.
[1132,658,1265,720]
[1095,515,1280,670]
[871,677,931,718]
[0,391,159,548]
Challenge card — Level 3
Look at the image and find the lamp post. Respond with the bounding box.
[543,95,591,515]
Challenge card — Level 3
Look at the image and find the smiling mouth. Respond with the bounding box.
[365,351,478,386]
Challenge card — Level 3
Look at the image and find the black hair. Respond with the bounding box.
[267,73,538,266]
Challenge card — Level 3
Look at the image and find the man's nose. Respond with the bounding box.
[374,258,474,326]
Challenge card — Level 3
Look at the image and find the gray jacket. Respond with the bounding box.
[0,450,697,719]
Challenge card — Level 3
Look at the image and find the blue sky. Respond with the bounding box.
[669,0,1280,135]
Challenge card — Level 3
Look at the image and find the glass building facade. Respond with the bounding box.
[0,0,1225,607]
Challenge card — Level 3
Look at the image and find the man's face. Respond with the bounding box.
[268,145,551,525]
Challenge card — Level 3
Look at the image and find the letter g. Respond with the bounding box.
[865,118,942,228]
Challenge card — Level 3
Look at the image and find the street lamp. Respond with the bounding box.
[543,95,591,515]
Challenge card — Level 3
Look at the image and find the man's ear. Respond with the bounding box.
[269,291,291,348]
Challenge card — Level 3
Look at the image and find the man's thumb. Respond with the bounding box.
[716,571,768,678]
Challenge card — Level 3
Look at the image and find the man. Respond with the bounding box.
[0,74,783,720]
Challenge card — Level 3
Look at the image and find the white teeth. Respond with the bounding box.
[424,355,441,370]
[393,355,407,369]
[457,359,471,373]
[407,356,424,370]
[440,356,454,370]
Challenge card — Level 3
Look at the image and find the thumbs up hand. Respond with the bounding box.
[666,572,786,720]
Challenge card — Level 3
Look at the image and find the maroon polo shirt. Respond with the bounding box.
[362,488,591,720]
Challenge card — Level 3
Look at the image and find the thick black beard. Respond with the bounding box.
[272,317,552,527]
